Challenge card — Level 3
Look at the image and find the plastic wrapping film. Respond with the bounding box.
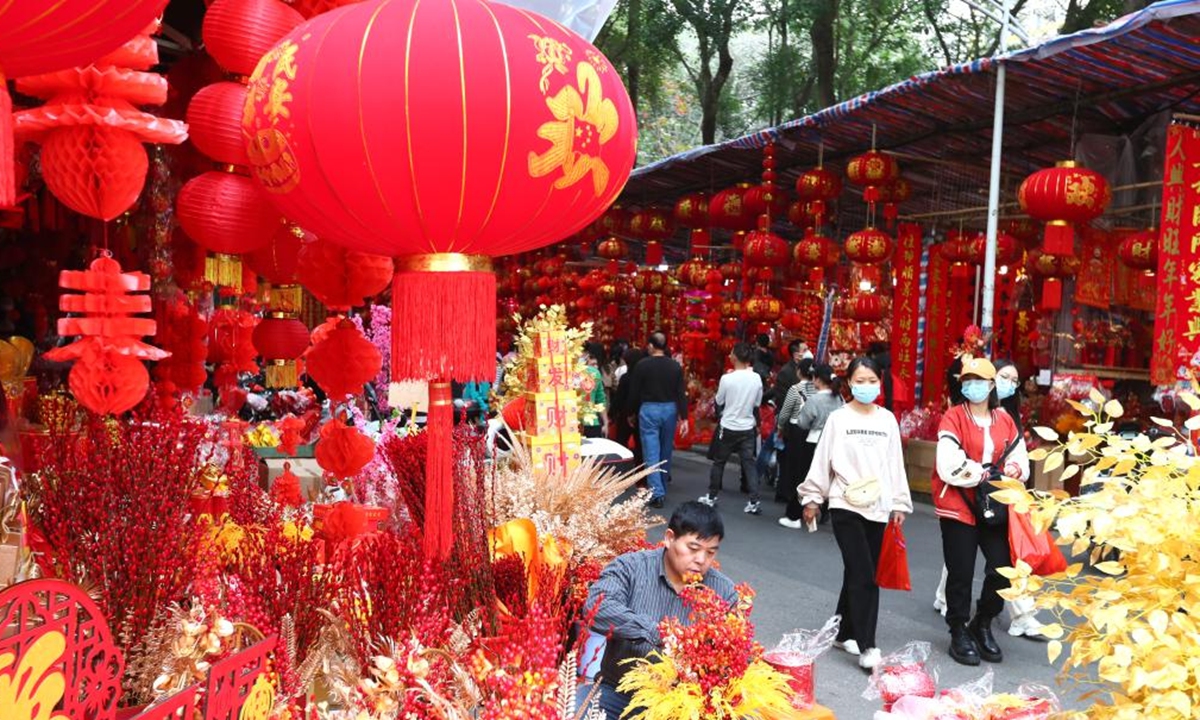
[493,0,618,41]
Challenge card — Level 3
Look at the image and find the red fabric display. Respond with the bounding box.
[1009,511,1068,576]
[43,254,168,415]
[306,318,382,401]
[13,21,187,220]
[296,237,393,312]
[876,519,912,591]
[0,0,169,206]
[315,418,375,480]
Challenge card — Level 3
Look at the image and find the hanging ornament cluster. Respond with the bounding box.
[43,254,169,415]
[154,295,210,394]
[14,21,188,220]
[175,0,304,291]
[0,0,169,206]
[1018,160,1111,256]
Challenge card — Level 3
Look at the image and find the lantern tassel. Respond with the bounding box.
[1043,221,1075,256]
[1041,278,1063,311]
[391,255,496,382]
[0,79,13,207]
[206,253,243,291]
[424,380,454,560]
[265,360,298,388]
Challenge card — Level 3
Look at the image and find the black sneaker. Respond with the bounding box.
[648,497,665,509]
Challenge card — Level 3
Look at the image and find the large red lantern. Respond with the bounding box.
[1115,228,1158,271]
[743,229,789,268]
[844,227,894,264]
[1018,161,1111,255]
[674,192,709,229]
[244,0,636,561]
[0,0,170,206]
[845,151,900,204]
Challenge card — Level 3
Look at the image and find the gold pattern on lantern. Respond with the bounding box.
[1065,174,1098,208]
[529,34,573,93]
[246,40,302,194]
[529,62,619,195]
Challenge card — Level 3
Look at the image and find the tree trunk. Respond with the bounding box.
[626,0,643,112]
[811,0,838,109]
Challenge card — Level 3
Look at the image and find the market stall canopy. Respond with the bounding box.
[618,0,1200,234]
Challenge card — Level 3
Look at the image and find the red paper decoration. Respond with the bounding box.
[177,172,281,257]
[43,254,168,415]
[203,0,306,77]
[306,318,383,400]
[0,0,169,205]
[186,82,253,165]
[315,419,375,479]
[13,22,187,220]
[248,223,309,285]
[296,237,394,312]
[154,297,210,393]
[845,227,894,264]
[1018,161,1111,255]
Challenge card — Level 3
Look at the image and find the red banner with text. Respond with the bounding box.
[1152,123,1200,385]
[892,224,921,410]
[923,247,951,403]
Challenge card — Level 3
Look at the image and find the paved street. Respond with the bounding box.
[645,449,1080,717]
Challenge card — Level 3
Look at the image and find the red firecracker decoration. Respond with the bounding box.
[0,0,170,206]
[315,417,375,480]
[296,237,394,313]
[306,318,383,400]
[14,21,188,220]
[243,0,637,560]
[43,254,169,414]
[1018,161,1111,255]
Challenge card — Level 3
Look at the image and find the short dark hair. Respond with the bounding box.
[648,332,668,351]
[798,357,815,379]
[787,339,804,355]
[668,501,725,540]
[756,333,770,348]
[584,341,606,366]
[731,342,753,364]
[846,355,883,381]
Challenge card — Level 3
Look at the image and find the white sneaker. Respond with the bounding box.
[1008,614,1045,638]
[778,517,804,529]
[933,596,946,614]
[834,639,860,656]
[697,493,717,507]
[859,647,882,670]
[743,501,762,515]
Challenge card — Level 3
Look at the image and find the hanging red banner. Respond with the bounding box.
[1011,307,1038,378]
[991,268,1017,359]
[1075,225,1113,309]
[892,224,921,405]
[1152,123,1200,385]
[923,248,951,403]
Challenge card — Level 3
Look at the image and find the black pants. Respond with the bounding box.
[708,427,759,501]
[831,508,886,650]
[940,518,1011,626]
[784,435,817,520]
[582,424,604,439]
[613,416,642,466]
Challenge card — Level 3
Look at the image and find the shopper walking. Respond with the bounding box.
[779,364,841,528]
[933,357,1030,666]
[774,358,813,503]
[627,332,687,509]
[799,356,912,670]
[699,343,765,515]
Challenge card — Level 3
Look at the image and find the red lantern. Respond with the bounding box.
[306,318,383,400]
[742,185,788,219]
[847,293,885,322]
[793,231,840,269]
[629,207,676,241]
[598,206,630,235]
[253,315,310,387]
[632,270,667,294]
[781,310,804,332]
[315,418,375,479]
[1116,229,1158,271]
[203,0,305,77]
[186,82,253,166]
[844,227,894,264]
[176,171,283,287]
[968,232,1021,266]
[0,0,170,206]
[720,299,742,320]
[708,184,756,230]
[296,237,394,312]
[1026,249,1080,311]
[597,237,629,260]
[1004,217,1042,246]
[154,297,210,393]
[248,224,310,286]
[744,293,783,322]
[1018,161,1111,255]
[877,177,912,228]
[845,151,900,204]
[795,166,841,227]
[743,229,789,268]
[674,192,709,229]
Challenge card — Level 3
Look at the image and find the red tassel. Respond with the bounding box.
[423,380,454,560]
[1042,222,1075,256]
[0,81,13,207]
[1041,278,1063,311]
[884,203,898,229]
[391,264,496,382]
[645,241,663,267]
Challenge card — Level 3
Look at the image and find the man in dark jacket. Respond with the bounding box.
[772,339,810,408]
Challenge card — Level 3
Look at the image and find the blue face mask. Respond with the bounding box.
[962,379,993,404]
[995,377,1017,400]
[850,384,881,405]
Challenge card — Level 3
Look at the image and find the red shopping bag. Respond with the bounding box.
[876,520,912,591]
[1009,511,1068,576]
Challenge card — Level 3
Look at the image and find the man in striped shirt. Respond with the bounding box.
[586,502,738,720]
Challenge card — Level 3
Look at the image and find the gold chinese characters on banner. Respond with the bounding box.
[1152,122,1200,385]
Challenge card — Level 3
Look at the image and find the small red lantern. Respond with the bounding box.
[968,232,1021,266]
[781,310,804,332]
[793,231,840,269]
[1018,161,1111,255]
[1116,229,1158,271]
[674,192,709,229]
[1004,217,1042,246]
[306,318,383,400]
[315,418,375,480]
[845,151,900,205]
[296,238,394,313]
[795,166,842,227]
[719,261,742,280]
[744,293,783,322]
[877,177,912,228]
[598,206,630,236]
[1026,249,1080,312]
[847,294,885,322]
[203,0,305,77]
[597,237,629,260]
[252,315,310,387]
[708,184,756,230]
[844,227,893,264]
[742,184,788,219]
[176,172,283,290]
[743,229,789,268]
[248,223,309,286]
[629,207,676,241]
[633,270,667,294]
[720,299,742,320]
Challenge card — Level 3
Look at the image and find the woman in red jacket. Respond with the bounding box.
[933,357,1029,666]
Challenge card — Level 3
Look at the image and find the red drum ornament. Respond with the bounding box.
[1018,161,1111,255]
[306,318,383,400]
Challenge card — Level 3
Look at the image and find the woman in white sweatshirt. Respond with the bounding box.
[799,356,912,671]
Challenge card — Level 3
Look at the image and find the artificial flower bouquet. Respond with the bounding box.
[900,404,943,442]
[618,577,794,719]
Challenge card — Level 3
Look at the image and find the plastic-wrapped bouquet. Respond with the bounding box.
[762,615,841,709]
[900,404,943,442]
[618,577,793,719]
[864,642,939,711]
[873,669,1059,720]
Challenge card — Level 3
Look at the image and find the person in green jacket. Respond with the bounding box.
[582,342,608,438]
